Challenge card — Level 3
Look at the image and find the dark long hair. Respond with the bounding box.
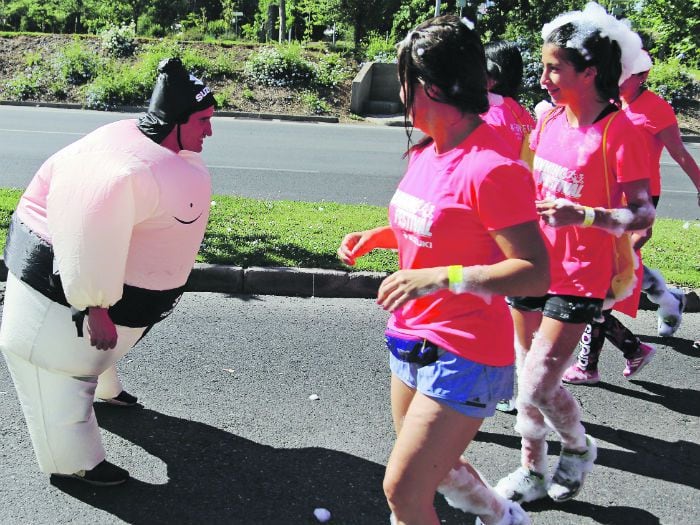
[397,14,489,152]
[485,41,524,99]
[545,22,622,103]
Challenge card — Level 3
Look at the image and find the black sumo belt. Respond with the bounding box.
[3,213,185,334]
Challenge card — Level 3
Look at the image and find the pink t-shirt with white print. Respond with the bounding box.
[482,94,536,156]
[530,107,651,298]
[387,124,538,366]
[623,89,677,197]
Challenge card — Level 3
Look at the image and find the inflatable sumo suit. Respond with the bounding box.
[0,58,215,475]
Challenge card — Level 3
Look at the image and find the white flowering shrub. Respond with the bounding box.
[100,23,137,58]
[244,45,314,87]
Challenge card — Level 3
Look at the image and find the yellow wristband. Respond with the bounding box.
[581,206,595,227]
[448,265,464,293]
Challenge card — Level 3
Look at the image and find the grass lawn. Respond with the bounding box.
[1,188,698,289]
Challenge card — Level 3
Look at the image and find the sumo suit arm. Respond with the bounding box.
[47,156,142,350]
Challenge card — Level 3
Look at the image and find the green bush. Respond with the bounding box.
[83,61,150,110]
[206,19,230,38]
[55,39,100,85]
[24,50,42,67]
[301,91,332,114]
[363,32,396,63]
[5,71,40,100]
[100,23,137,58]
[244,44,315,87]
[646,58,700,111]
[313,52,351,89]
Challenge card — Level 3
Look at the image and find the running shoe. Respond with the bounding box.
[623,343,656,379]
[548,435,597,502]
[475,501,531,525]
[657,288,687,337]
[562,364,600,385]
[98,390,138,407]
[496,398,517,413]
[52,460,129,486]
[495,467,547,503]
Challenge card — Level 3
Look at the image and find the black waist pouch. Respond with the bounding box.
[385,329,444,367]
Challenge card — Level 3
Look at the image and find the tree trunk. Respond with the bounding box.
[279,0,286,43]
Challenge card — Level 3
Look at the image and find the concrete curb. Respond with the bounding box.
[0,258,698,310]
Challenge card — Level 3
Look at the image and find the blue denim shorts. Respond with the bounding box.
[389,341,515,419]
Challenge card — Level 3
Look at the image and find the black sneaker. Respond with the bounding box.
[52,460,129,486]
[99,390,138,407]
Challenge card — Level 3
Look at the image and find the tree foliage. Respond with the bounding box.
[0,0,697,69]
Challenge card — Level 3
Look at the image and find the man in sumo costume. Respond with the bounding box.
[1,57,215,485]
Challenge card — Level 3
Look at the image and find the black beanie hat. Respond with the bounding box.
[137,57,216,144]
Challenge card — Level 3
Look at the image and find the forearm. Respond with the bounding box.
[447,258,549,298]
[364,225,398,251]
[668,147,700,191]
[577,203,655,233]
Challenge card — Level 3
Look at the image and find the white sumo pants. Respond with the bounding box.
[0,274,146,474]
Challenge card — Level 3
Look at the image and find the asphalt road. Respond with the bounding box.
[0,105,698,218]
[0,290,697,525]
[0,105,407,206]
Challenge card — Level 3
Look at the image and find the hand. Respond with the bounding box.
[337,231,372,266]
[86,307,118,350]
[376,268,446,312]
[536,198,583,228]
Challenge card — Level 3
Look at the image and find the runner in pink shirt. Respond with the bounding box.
[481,41,536,160]
[563,49,700,385]
[338,15,548,525]
[494,3,655,506]
[481,40,538,414]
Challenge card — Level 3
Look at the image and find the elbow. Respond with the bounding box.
[637,204,656,230]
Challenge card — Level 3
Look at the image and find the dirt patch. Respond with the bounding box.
[0,33,357,122]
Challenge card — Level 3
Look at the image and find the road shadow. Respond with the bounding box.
[51,405,468,525]
[478,418,699,494]
[591,379,700,417]
[639,335,698,357]
[524,499,660,525]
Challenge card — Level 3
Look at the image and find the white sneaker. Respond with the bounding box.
[495,467,547,503]
[548,435,597,502]
[657,288,687,337]
[475,501,531,525]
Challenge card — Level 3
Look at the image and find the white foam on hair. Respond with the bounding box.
[541,2,645,84]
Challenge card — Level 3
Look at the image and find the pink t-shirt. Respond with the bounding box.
[623,90,677,196]
[482,94,536,156]
[531,107,651,298]
[387,124,538,366]
[16,119,211,310]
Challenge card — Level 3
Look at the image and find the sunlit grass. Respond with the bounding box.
[1,187,697,288]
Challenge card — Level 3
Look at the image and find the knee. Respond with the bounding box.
[383,471,432,516]
[518,375,555,408]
